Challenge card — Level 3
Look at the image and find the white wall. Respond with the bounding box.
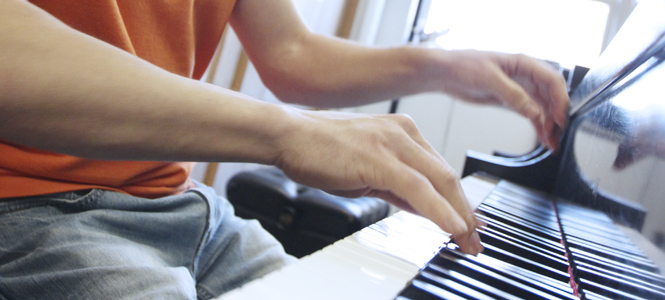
[195,0,630,196]
[349,0,538,176]
[193,0,540,196]
[192,0,348,196]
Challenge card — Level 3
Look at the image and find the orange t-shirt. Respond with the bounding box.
[0,0,237,199]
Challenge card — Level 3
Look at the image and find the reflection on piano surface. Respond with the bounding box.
[218,1,665,299]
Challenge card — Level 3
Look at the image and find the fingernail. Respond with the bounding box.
[470,231,483,254]
[525,103,540,120]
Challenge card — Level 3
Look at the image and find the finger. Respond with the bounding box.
[546,72,570,128]
[502,56,567,149]
[378,159,468,237]
[390,134,482,254]
[366,189,418,215]
[327,187,372,198]
[399,151,482,254]
[542,116,561,150]
[383,114,447,164]
[384,115,477,227]
[513,55,570,128]
[454,230,482,256]
[530,114,548,149]
[488,67,543,123]
[379,114,482,254]
[329,187,419,214]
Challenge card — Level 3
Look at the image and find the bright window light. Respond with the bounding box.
[423,0,610,68]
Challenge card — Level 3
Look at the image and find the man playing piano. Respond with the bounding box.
[0,0,569,299]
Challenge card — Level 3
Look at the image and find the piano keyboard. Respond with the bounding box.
[217,176,665,300]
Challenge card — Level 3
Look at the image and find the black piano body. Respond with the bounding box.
[397,0,665,299]
[463,0,665,239]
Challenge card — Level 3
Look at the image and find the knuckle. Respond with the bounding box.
[390,113,413,124]
[391,113,419,133]
[440,166,460,186]
[514,53,529,61]
[512,53,532,66]
[503,87,527,107]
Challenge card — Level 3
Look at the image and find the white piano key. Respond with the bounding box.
[354,229,438,267]
[333,238,418,277]
[216,176,499,300]
[323,239,419,282]
[460,175,497,210]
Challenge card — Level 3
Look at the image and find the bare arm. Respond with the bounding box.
[230,0,570,149]
[0,0,293,163]
[0,0,482,254]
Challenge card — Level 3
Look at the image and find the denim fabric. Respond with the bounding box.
[0,182,296,300]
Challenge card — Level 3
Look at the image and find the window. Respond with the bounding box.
[422,0,610,68]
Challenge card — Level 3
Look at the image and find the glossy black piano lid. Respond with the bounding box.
[463,0,665,237]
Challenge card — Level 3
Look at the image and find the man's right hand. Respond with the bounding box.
[274,109,483,255]
[0,0,482,255]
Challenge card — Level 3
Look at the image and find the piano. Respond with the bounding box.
[217,1,665,299]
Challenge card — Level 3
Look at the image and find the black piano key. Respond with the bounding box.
[417,271,498,300]
[393,178,665,300]
[487,192,555,212]
[478,230,569,272]
[556,202,616,224]
[583,290,617,300]
[560,218,632,239]
[486,195,557,219]
[478,215,566,254]
[480,243,570,283]
[566,235,647,260]
[577,265,665,299]
[478,205,558,236]
[577,260,665,287]
[479,201,557,228]
[581,278,651,300]
[562,223,637,245]
[568,240,656,270]
[572,254,665,294]
[563,224,640,248]
[557,207,620,227]
[425,264,523,300]
[397,281,468,300]
[482,225,567,257]
[444,248,574,296]
[559,214,616,230]
[571,247,660,274]
[493,184,552,206]
[478,205,562,240]
[431,249,577,299]
[483,198,560,230]
[491,188,553,205]
[442,244,574,292]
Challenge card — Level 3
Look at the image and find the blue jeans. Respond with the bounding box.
[0,182,296,300]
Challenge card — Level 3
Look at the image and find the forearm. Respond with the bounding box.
[230,0,444,108]
[258,35,443,108]
[0,0,486,255]
[0,0,292,164]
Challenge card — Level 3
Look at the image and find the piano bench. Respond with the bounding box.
[226,167,390,258]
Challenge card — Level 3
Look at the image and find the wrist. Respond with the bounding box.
[400,46,452,93]
[262,104,308,166]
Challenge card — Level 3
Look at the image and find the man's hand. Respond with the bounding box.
[428,50,570,150]
[274,110,483,255]
[231,0,569,150]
